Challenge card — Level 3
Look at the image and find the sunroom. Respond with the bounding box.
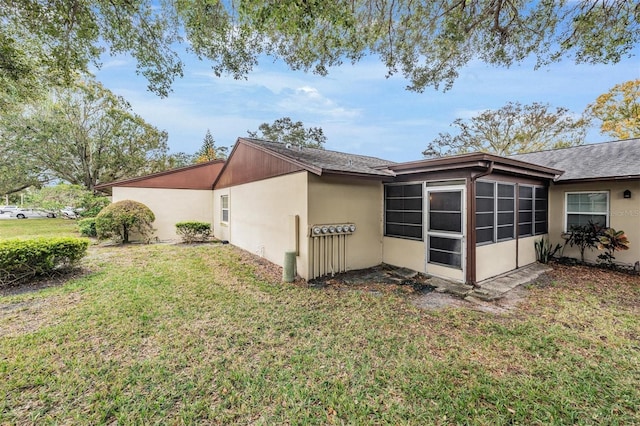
[380,153,563,285]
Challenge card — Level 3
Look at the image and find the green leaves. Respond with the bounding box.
[95,200,155,244]
[248,117,326,149]
[423,102,589,157]
[0,237,89,286]
[195,129,228,162]
[1,77,169,192]
[585,79,640,139]
[5,1,639,96]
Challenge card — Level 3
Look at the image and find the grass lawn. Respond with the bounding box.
[0,218,80,239]
[1,221,638,424]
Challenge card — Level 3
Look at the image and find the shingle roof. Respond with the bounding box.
[242,138,396,177]
[510,139,640,181]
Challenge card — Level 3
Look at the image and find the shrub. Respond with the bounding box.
[175,221,212,243]
[78,217,97,237]
[563,222,603,263]
[79,195,110,218]
[0,237,89,287]
[95,200,155,244]
[597,228,630,267]
[534,237,562,264]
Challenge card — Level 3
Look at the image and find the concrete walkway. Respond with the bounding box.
[429,263,552,302]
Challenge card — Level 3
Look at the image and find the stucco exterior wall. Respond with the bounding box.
[382,237,425,273]
[307,175,383,275]
[213,172,309,278]
[518,236,540,267]
[112,187,214,241]
[548,180,640,266]
[476,240,518,282]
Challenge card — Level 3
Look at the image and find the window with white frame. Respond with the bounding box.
[221,195,229,223]
[565,192,609,231]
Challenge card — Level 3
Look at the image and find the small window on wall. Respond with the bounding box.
[565,192,608,231]
[221,195,229,223]
[384,184,423,240]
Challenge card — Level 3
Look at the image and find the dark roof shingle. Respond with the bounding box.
[510,139,640,181]
[242,138,395,177]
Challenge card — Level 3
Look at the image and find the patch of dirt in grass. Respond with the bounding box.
[544,263,640,309]
[0,267,90,297]
[0,292,82,337]
[233,247,289,284]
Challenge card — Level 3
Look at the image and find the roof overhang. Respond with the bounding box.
[387,153,564,180]
[554,174,640,184]
[95,160,225,190]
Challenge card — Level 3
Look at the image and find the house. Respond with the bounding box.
[511,139,640,266]
[212,138,566,284]
[99,137,640,284]
[95,160,225,241]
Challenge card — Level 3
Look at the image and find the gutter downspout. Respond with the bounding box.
[468,161,494,287]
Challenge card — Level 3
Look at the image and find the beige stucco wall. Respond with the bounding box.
[518,236,540,267]
[476,240,518,282]
[111,187,214,242]
[382,237,425,273]
[307,175,383,275]
[548,180,640,266]
[213,172,309,278]
[475,236,543,282]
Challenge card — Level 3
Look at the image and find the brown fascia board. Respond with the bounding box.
[94,159,225,190]
[211,138,323,189]
[240,138,324,175]
[388,152,563,180]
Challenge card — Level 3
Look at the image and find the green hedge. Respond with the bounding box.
[0,237,89,287]
[175,221,212,243]
[78,217,97,237]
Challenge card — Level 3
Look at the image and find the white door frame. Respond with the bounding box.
[425,184,466,282]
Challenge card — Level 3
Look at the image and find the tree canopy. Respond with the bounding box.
[248,117,327,149]
[586,79,640,140]
[423,102,588,157]
[2,1,638,96]
[1,78,169,192]
[195,129,228,162]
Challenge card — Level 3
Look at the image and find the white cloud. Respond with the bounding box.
[276,86,361,120]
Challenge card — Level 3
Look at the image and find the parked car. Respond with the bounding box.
[60,206,83,219]
[0,205,18,214]
[11,208,57,219]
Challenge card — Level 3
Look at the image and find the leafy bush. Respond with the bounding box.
[534,237,562,264]
[597,228,630,266]
[79,195,110,218]
[95,200,155,244]
[562,222,603,263]
[0,237,89,286]
[78,217,97,237]
[175,221,212,243]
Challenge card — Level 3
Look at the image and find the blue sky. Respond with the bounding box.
[93,49,640,163]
